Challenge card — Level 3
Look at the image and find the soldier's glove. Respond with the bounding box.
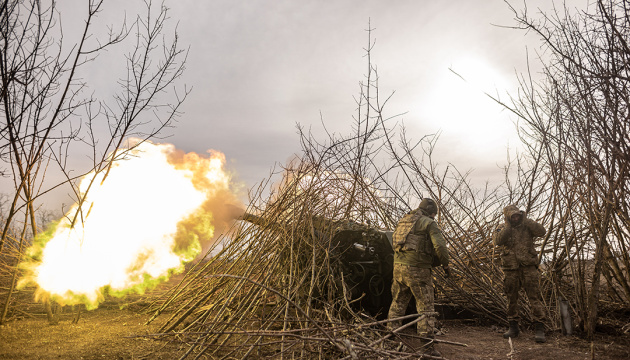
[443,266,452,278]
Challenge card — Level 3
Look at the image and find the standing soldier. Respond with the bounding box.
[388,198,450,356]
[494,204,547,343]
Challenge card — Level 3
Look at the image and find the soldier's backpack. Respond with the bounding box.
[392,211,422,251]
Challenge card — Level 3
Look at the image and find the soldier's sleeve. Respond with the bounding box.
[493,222,512,246]
[428,221,449,267]
[524,218,546,237]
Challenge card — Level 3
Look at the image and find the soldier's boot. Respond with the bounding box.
[421,339,441,358]
[503,320,520,339]
[423,345,442,358]
[534,322,546,343]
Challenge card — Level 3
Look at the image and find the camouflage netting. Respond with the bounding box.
[137,75,528,358]
[143,157,411,358]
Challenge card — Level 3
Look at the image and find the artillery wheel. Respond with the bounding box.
[349,263,366,284]
[368,274,385,296]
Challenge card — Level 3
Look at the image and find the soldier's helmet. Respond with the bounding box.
[418,198,438,216]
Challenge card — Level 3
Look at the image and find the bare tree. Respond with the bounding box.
[504,0,630,339]
[0,0,188,324]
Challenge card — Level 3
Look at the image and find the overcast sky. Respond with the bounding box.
[168,0,528,184]
[13,0,590,209]
[158,0,587,188]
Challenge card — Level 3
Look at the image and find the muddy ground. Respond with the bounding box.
[1,305,629,360]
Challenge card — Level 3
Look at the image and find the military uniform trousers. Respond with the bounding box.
[388,263,434,336]
[504,265,546,323]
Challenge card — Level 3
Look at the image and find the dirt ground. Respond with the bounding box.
[436,321,630,360]
[1,306,629,360]
[0,306,185,360]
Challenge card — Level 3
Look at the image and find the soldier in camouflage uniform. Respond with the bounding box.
[493,204,547,343]
[388,198,450,355]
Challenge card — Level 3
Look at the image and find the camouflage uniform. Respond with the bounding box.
[388,200,449,337]
[494,205,546,323]
[389,265,435,335]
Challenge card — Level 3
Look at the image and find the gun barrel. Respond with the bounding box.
[240,212,282,230]
[240,212,262,224]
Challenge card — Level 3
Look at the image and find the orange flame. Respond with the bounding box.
[19,141,241,308]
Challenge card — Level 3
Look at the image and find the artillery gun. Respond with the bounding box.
[240,212,395,317]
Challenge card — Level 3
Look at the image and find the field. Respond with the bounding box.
[1,303,629,360]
